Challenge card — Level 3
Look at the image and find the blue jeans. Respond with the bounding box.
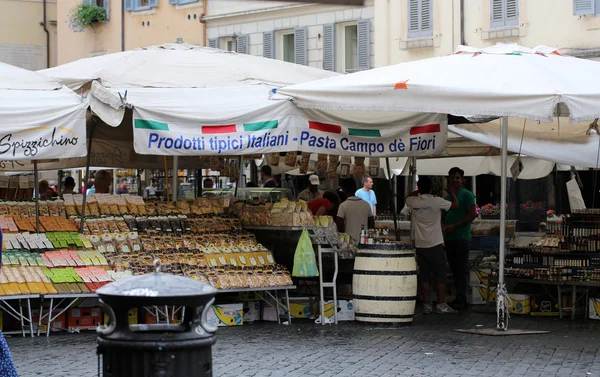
[445,240,470,301]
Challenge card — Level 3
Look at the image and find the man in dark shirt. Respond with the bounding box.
[261,166,277,188]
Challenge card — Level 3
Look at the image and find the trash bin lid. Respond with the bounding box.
[96,273,217,298]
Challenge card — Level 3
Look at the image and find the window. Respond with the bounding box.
[84,0,109,20]
[219,37,236,51]
[337,23,358,73]
[490,0,519,29]
[264,28,307,65]
[407,0,432,39]
[573,0,600,16]
[326,20,369,73]
[124,0,157,12]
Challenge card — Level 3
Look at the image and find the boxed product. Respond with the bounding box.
[507,294,531,315]
[262,306,278,322]
[277,297,313,319]
[32,309,65,332]
[313,300,355,321]
[103,308,139,326]
[243,301,261,322]
[530,294,560,317]
[68,307,103,329]
[144,309,179,325]
[206,304,243,327]
[469,269,491,287]
[589,298,600,320]
[469,286,497,305]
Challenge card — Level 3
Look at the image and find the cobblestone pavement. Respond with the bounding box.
[6,310,600,377]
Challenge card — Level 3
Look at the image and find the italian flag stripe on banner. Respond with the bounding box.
[309,121,342,134]
[348,128,381,137]
[134,119,170,131]
[201,125,237,134]
[243,120,279,132]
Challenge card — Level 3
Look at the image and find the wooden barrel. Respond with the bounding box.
[352,243,417,325]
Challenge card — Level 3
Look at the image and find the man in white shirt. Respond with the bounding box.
[355,177,377,216]
[336,178,374,245]
[405,176,458,314]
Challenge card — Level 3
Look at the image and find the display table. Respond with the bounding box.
[0,294,39,337]
[487,276,600,320]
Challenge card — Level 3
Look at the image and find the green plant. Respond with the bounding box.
[68,4,106,32]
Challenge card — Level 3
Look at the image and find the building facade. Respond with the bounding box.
[0,0,58,69]
[375,0,600,67]
[56,0,205,65]
[205,0,374,73]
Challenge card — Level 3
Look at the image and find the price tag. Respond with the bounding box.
[223,197,231,208]
[8,177,18,188]
[0,177,9,188]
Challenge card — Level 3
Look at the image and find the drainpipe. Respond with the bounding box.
[460,0,466,45]
[41,0,50,67]
[201,0,207,46]
[121,0,125,51]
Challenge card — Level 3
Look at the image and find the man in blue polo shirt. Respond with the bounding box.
[355,177,377,217]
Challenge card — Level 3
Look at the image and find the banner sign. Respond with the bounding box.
[132,114,447,158]
[0,119,86,161]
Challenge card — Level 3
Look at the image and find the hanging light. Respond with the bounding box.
[586,119,599,135]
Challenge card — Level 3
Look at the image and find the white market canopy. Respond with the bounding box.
[0,62,87,161]
[40,43,448,158]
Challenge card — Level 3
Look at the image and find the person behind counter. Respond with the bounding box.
[116,179,129,195]
[38,180,55,199]
[261,166,277,188]
[298,175,324,202]
[405,176,458,314]
[203,178,214,189]
[61,176,76,197]
[443,167,478,310]
[87,170,111,195]
[309,191,340,217]
[336,179,374,245]
[356,176,377,217]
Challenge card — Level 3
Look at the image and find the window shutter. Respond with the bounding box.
[490,0,505,28]
[169,0,178,4]
[407,0,420,38]
[101,0,109,20]
[357,19,370,71]
[208,38,218,49]
[148,0,158,8]
[322,24,335,71]
[574,0,595,15]
[263,31,275,59]
[505,0,518,26]
[82,0,94,5]
[421,0,432,35]
[294,27,308,65]
[236,35,249,54]
[124,0,133,11]
[177,0,198,5]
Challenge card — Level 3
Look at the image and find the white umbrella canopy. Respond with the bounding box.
[276,43,600,123]
[0,62,88,160]
[40,43,448,158]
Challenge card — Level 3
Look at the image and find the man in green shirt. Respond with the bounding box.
[444,167,478,309]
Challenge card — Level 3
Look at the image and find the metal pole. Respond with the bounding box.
[497,116,509,330]
[239,155,245,188]
[172,156,179,201]
[80,121,95,233]
[33,161,39,234]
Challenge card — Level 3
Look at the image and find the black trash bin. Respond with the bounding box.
[96,272,217,377]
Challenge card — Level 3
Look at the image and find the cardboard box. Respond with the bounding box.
[530,294,560,317]
[469,285,497,305]
[262,306,278,322]
[68,307,102,329]
[315,300,355,321]
[103,308,138,326]
[469,269,491,287]
[589,298,600,320]
[243,301,261,322]
[277,298,313,319]
[32,309,65,332]
[144,308,178,324]
[206,304,243,327]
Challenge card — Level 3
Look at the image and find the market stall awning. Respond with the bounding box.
[275,43,600,123]
[41,43,448,158]
[0,62,88,161]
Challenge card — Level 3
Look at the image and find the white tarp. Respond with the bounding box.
[275,43,600,123]
[0,62,88,161]
[450,118,600,168]
[41,43,448,158]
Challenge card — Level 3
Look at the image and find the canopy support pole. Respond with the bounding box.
[34,160,39,234]
[497,116,509,330]
[80,120,95,233]
[385,158,399,240]
[172,156,179,201]
[407,157,417,244]
[163,157,169,201]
